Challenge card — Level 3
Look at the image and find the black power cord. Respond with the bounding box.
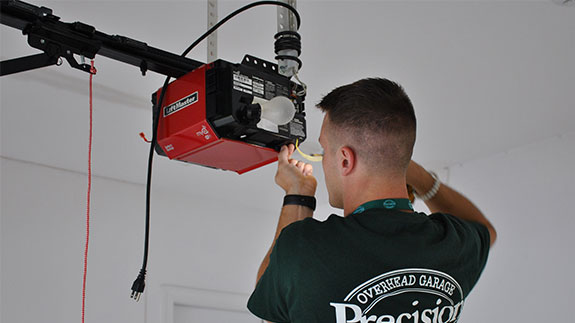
[130,0,301,302]
[275,30,302,70]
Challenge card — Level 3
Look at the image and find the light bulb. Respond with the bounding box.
[259,96,295,125]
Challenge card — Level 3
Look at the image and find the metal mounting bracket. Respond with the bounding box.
[277,0,297,33]
[0,53,59,76]
[207,0,218,63]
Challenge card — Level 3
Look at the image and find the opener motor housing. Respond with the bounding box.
[153,55,306,174]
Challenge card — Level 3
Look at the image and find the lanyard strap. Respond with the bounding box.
[352,198,414,215]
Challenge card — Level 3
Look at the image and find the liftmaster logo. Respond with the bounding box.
[163,92,198,117]
[330,268,465,323]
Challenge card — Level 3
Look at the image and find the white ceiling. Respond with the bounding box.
[1,0,574,212]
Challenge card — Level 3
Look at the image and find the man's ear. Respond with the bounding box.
[338,146,356,176]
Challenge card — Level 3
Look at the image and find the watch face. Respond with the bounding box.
[407,184,416,204]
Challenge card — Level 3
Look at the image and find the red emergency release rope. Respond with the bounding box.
[82,60,97,323]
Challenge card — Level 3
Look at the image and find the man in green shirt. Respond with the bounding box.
[248,78,496,323]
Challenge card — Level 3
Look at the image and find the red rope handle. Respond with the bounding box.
[82,60,96,323]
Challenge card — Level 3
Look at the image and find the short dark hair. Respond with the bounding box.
[317,78,416,173]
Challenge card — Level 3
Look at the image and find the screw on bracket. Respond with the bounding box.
[140,60,148,76]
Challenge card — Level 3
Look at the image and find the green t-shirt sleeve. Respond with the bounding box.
[468,220,491,270]
[430,213,491,294]
[247,230,292,323]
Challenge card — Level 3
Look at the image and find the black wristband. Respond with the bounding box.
[283,195,316,211]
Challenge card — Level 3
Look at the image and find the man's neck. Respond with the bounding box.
[343,175,411,216]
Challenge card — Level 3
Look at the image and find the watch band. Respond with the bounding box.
[417,171,441,201]
[283,195,316,211]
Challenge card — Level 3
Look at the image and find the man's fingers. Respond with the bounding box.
[278,144,296,165]
[296,161,305,172]
[303,164,313,176]
[278,145,290,164]
[286,157,311,174]
[290,160,312,175]
[287,144,295,159]
[279,144,312,176]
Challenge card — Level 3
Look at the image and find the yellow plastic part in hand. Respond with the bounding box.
[295,139,323,162]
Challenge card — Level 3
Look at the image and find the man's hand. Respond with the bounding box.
[275,144,317,196]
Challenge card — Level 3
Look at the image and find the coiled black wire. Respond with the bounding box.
[274,30,302,70]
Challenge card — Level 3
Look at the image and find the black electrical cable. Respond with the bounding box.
[182,1,300,58]
[274,30,302,70]
[275,54,302,70]
[274,31,301,55]
[130,0,301,301]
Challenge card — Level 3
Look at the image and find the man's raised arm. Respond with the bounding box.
[256,144,317,283]
[407,161,497,246]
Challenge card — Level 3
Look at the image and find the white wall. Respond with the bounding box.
[1,158,144,323]
[0,157,276,323]
[447,132,575,322]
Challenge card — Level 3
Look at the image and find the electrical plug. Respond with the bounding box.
[130,269,146,302]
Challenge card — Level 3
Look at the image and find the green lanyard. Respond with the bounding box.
[352,198,414,215]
